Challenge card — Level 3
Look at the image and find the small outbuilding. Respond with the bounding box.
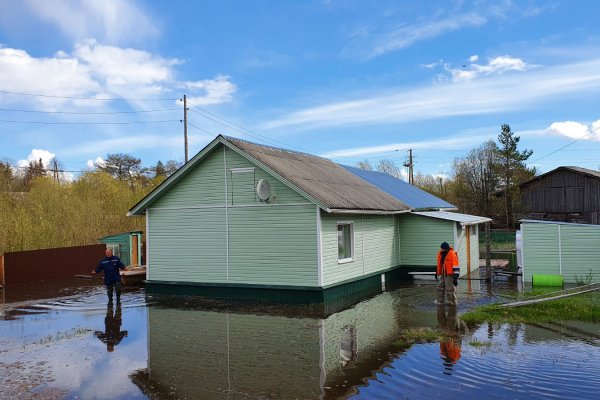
[128,135,489,299]
[520,166,600,224]
[98,231,143,267]
[519,220,600,284]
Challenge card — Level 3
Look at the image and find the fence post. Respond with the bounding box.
[485,222,492,282]
[0,254,4,287]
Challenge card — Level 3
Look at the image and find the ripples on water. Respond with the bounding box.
[1,279,599,399]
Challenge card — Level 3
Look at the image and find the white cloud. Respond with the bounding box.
[184,75,237,106]
[87,156,106,169]
[546,120,600,141]
[21,0,158,45]
[347,12,487,60]
[469,55,479,62]
[17,149,56,169]
[0,42,235,110]
[262,58,600,131]
[447,55,533,82]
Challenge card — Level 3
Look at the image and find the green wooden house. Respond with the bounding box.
[519,220,600,284]
[98,231,143,267]
[128,135,489,299]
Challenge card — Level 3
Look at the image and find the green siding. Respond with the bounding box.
[228,205,318,286]
[148,208,228,283]
[152,148,226,208]
[321,212,398,287]
[522,223,560,282]
[147,143,318,287]
[398,213,453,267]
[523,222,600,284]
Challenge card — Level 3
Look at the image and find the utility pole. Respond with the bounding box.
[183,94,189,163]
[403,149,414,184]
[53,160,59,183]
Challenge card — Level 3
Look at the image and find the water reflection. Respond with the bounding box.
[437,306,462,372]
[132,291,414,399]
[95,304,128,352]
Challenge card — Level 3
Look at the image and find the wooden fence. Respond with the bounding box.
[1,244,106,286]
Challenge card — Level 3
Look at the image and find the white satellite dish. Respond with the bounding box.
[256,179,272,202]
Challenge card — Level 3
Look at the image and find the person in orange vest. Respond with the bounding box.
[436,242,460,306]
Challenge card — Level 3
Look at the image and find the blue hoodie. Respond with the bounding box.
[96,256,125,285]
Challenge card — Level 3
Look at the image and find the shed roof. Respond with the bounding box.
[342,165,456,210]
[412,211,491,225]
[520,166,600,188]
[128,135,411,215]
[519,219,600,228]
[99,231,143,240]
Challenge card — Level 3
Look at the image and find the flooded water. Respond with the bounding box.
[1,278,599,399]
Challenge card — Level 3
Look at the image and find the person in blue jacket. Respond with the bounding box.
[92,248,126,305]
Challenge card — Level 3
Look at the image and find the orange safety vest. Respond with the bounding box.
[437,248,459,276]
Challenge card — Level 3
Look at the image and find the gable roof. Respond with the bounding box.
[520,166,600,188]
[128,135,411,216]
[342,165,456,210]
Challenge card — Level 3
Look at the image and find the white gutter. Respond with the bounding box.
[325,208,411,215]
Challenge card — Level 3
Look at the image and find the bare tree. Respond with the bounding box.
[377,159,403,179]
[356,160,373,170]
[453,141,499,217]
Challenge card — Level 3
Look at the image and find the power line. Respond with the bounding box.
[0,107,180,115]
[188,121,218,136]
[0,119,179,125]
[186,101,315,154]
[0,89,178,102]
[529,126,600,164]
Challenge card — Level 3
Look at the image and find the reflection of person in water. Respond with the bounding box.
[437,305,462,372]
[95,304,128,352]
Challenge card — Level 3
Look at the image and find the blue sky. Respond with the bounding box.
[1,0,599,179]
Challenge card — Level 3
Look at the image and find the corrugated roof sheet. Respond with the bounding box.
[226,137,411,212]
[412,211,492,225]
[342,165,456,210]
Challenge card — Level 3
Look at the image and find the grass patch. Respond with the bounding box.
[394,327,439,348]
[462,291,600,325]
[469,340,492,347]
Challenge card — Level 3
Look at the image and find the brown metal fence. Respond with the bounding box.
[2,244,106,285]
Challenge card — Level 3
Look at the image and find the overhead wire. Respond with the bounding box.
[0,89,178,102]
[0,107,180,115]
[0,119,180,125]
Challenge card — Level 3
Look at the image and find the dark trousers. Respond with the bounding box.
[106,282,122,303]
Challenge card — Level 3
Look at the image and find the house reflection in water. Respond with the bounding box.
[131,288,441,399]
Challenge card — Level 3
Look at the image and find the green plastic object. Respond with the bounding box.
[532,274,564,287]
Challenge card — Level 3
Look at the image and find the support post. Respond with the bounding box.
[485,222,492,282]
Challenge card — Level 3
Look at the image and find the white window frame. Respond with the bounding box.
[337,221,355,264]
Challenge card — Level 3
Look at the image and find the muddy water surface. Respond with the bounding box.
[1,278,599,399]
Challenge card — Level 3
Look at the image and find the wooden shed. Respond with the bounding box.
[127,135,488,299]
[520,166,600,224]
[98,231,143,267]
[519,220,600,284]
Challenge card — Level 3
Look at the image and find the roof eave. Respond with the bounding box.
[324,208,411,215]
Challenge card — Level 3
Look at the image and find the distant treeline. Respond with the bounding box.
[0,154,171,254]
[357,124,536,228]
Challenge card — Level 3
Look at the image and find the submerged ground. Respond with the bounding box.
[1,276,599,399]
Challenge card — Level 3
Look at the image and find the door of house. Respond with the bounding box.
[132,235,139,266]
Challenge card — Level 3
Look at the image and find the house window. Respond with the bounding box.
[337,222,354,263]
